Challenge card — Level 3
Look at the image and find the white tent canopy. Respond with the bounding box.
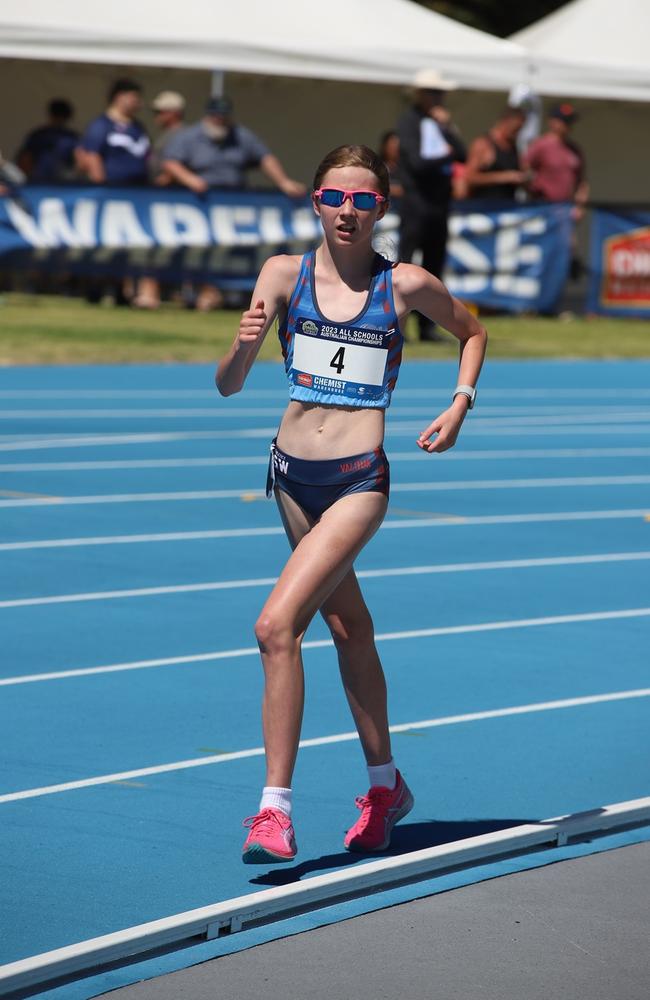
[512,0,650,102]
[0,0,527,90]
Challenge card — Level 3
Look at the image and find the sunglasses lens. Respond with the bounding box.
[352,192,378,209]
[319,189,344,207]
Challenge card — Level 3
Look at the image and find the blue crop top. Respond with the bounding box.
[277,250,403,409]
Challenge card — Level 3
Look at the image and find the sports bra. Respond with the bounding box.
[277,250,403,409]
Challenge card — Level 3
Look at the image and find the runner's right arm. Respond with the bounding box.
[215,255,295,396]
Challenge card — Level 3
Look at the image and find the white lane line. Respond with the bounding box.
[3,551,650,610]
[2,606,650,687]
[390,474,650,492]
[0,456,268,472]
[4,424,650,452]
[3,508,649,552]
[2,475,650,508]
[0,407,284,419]
[0,526,287,551]
[2,408,650,426]
[3,447,650,473]
[2,685,650,803]
[0,432,232,452]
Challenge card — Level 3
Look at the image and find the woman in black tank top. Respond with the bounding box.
[465,107,527,201]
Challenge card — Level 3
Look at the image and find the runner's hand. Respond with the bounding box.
[417,405,466,453]
[238,300,267,348]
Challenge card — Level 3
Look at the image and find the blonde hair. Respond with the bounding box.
[313,144,390,201]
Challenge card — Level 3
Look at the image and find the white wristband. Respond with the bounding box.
[453,384,476,409]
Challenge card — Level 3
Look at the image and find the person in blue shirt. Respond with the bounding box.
[78,78,150,186]
[216,144,487,865]
[16,99,79,183]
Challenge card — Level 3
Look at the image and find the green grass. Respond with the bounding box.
[0,294,649,365]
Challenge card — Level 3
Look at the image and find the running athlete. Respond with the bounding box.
[216,144,487,864]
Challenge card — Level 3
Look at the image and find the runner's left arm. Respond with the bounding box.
[395,264,487,453]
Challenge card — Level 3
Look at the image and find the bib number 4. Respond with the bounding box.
[330,346,346,375]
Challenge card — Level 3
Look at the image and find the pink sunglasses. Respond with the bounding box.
[314,188,386,210]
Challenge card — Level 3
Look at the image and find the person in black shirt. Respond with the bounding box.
[396,70,466,341]
[16,99,79,183]
[464,107,527,201]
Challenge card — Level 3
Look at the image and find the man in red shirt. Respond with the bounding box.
[525,103,589,213]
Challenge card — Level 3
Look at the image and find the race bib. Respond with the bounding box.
[291,317,393,400]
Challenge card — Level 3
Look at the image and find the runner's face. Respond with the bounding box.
[314,166,387,246]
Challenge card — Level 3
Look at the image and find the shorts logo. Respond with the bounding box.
[274,455,289,474]
[297,372,313,387]
[339,458,372,474]
[301,320,319,336]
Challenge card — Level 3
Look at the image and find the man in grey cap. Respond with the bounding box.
[396,69,466,341]
[161,95,305,310]
[162,96,304,197]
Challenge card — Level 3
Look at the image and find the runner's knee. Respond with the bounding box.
[254,613,299,658]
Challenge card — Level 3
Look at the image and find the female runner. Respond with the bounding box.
[216,144,487,864]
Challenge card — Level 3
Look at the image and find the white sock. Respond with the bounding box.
[367,759,397,790]
[259,786,292,817]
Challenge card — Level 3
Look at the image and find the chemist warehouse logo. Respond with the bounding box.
[601,226,650,308]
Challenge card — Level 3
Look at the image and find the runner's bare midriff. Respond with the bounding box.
[277,400,385,459]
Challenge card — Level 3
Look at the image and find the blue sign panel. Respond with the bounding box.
[444,201,574,314]
[0,188,573,312]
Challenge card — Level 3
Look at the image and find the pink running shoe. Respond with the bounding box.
[242,807,297,864]
[344,771,414,852]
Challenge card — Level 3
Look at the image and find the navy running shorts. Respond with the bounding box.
[265,438,390,520]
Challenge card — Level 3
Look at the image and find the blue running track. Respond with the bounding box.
[1,360,649,998]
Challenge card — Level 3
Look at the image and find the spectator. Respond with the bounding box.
[163,96,305,196]
[509,83,543,157]
[396,69,466,341]
[163,96,306,310]
[16,99,79,183]
[525,103,589,214]
[378,130,404,198]
[0,152,27,199]
[525,102,589,285]
[77,78,150,186]
[130,91,188,310]
[150,90,186,186]
[464,107,527,201]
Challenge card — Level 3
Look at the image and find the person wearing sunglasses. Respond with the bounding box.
[216,144,486,865]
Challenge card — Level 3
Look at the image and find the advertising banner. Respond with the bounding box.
[0,187,573,313]
[588,208,650,317]
[445,201,573,314]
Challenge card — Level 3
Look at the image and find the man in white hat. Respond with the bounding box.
[150,91,186,185]
[130,91,188,309]
[396,70,466,341]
